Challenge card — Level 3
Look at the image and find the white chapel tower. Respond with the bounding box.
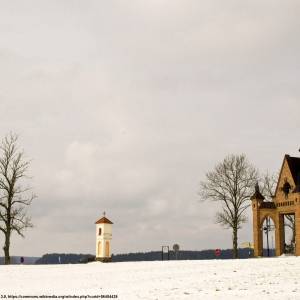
[95,212,113,262]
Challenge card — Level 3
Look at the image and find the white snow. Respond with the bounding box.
[1,257,300,299]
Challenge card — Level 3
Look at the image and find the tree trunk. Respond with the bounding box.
[3,231,11,265]
[232,227,238,259]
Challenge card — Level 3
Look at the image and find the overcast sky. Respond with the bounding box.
[0,1,300,257]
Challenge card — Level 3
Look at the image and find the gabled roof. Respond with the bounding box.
[95,216,113,224]
[275,154,300,195]
[286,155,300,185]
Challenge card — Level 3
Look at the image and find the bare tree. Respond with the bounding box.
[285,216,295,243]
[199,154,258,258]
[0,134,35,264]
[261,172,278,201]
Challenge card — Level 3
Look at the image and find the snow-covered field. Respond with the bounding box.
[1,257,300,299]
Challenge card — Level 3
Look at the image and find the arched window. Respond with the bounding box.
[98,241,102,257]
[282,180,291,198]
[105,241,110,257]
[98,228,102,235]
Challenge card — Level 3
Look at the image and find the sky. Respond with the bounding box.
[0,0,300,257]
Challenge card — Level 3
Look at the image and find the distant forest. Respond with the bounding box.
[0,256,39,265]
[112,249,255,262]
[35,253,95,264]
[1,248,276,265]
[33,248,275,264]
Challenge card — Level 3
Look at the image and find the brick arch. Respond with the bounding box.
[259,213,277,229]
[258,212,278,257]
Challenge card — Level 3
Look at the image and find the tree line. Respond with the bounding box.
[33,249,257,264]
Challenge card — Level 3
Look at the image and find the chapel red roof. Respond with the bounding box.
[95,216,113,224]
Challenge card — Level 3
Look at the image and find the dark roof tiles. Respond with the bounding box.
[95,216,113,224]
[286,155,300,185]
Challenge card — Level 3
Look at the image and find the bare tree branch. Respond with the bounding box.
[261,172,279,201]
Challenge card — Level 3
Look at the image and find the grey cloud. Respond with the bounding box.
[0,1,300,256]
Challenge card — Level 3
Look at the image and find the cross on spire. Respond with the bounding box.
[103,211,106,217]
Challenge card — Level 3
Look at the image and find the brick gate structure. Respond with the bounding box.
[251,155,300,257]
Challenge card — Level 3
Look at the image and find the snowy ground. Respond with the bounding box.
[1,257,300,299]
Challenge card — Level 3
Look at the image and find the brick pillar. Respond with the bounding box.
[252,201,262,257]
[275,214,284,256]
[295,204,300,256]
